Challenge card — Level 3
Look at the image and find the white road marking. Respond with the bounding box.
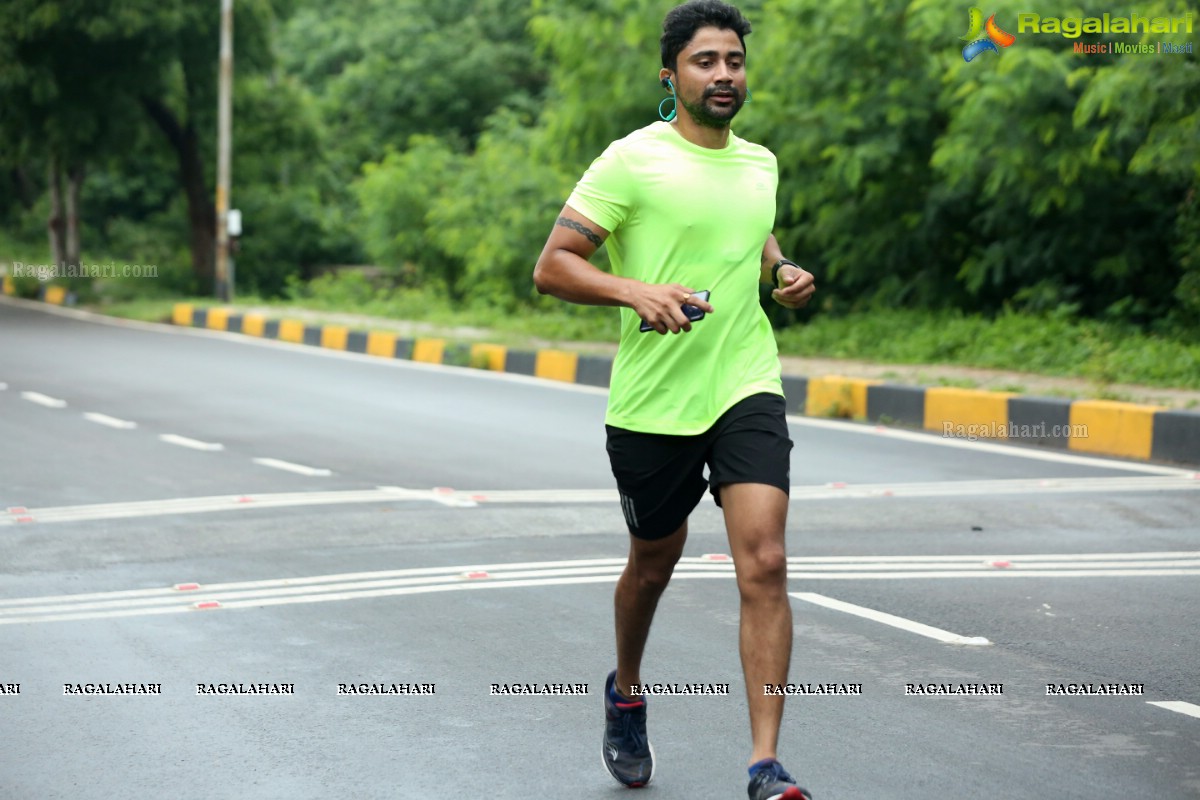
[1,552,1195,625]
[787,551,1200,564]
[429,494,479,508]
[786,568,1200,580]
[21,391,67,408]
[1148,701,1200,720]
[158,434,224,452]
[0,557,631,607]
[6,295,1194,476]
[83,412,138,430]
[252,457,332,477]
[1,476,1196,527]
[790,592,992,646]
[788,416,1194,477]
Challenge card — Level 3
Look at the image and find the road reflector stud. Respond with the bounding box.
[830,482,847,489]
[701,553,731,562]
[237,496,254,504]
[15,516,33,523]
[461,571,490,580]
[7,507,27,514]
[174,583,201,591]
[193,601,221,610]
[989,560,1012,569]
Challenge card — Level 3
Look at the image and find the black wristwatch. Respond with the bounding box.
[771,258,800,288]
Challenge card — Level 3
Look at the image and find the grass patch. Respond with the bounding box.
[775,309,1200,390]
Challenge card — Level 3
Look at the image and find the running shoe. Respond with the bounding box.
[602,669,654,787]
[747,759,812,800]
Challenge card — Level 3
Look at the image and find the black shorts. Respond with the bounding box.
[605,392,793,541]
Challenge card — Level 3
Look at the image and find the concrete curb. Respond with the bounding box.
[158,303,1200,466]
[4,279,1195,466]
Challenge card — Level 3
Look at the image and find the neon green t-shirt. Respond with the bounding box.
[566,121,783,435]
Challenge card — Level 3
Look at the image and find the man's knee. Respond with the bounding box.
[628,526,687,591]
[736,540,789,592]
[631,560,677,592]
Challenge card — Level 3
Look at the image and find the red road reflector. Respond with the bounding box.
[434,487,455,494]
[470,494,488,502]
[174,583,201,591]
[882,490,895,497]
[461,570,490,579]
[15,516,33,523]
[700,553,731,562]
[7,506,27,514]
[193,601,221,610]
[237,496,254,504]
[830,482,847,489]
[989,560,1012,569]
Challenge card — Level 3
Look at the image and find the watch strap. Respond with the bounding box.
[771,258,800,287]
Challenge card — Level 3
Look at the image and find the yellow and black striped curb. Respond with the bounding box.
[791,375,1199,465]
[2,280,73,306]
[169,303,1200,466]
[169,304,610,387]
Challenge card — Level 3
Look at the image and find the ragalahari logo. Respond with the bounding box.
[961,7,1017,61]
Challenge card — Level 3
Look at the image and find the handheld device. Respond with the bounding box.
[640,289,710,332]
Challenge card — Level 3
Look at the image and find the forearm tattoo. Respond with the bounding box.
[556,216,604,248]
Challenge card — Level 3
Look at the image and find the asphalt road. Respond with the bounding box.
[2,297,1198,799]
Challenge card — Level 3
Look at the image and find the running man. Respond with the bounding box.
[532,2,816,798]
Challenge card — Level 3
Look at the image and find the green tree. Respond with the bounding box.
[279,0,546,167]
[355,135,468,294]
[0,1,162,269]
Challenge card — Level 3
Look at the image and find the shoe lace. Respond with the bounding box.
[753,760,792,785]
[617,704,649,753]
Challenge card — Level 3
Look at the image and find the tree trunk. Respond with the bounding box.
[141,96,215,292]
[65,164,85,269]
[12,167,37,210]
[46,156,66,268]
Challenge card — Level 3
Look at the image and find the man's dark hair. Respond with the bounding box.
[660,0,752,71]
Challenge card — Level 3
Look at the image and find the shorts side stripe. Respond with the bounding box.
[620,493,639,530]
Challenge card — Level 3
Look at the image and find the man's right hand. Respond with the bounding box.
[628,282,715,335]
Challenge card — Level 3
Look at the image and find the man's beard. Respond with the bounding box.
[678,86,743,129]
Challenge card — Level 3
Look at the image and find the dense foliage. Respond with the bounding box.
[2,0,1197,334]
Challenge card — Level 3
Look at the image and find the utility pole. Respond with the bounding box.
[214,0,234,302]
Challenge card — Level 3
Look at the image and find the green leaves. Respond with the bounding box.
[3,0,1196,336]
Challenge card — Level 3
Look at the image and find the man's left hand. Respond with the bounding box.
[772,265,816,309]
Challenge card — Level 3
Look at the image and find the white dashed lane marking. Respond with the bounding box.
[252,457,332,477]
[20,391,67,408]
[158,433,224,452]
[83,412,138,430]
